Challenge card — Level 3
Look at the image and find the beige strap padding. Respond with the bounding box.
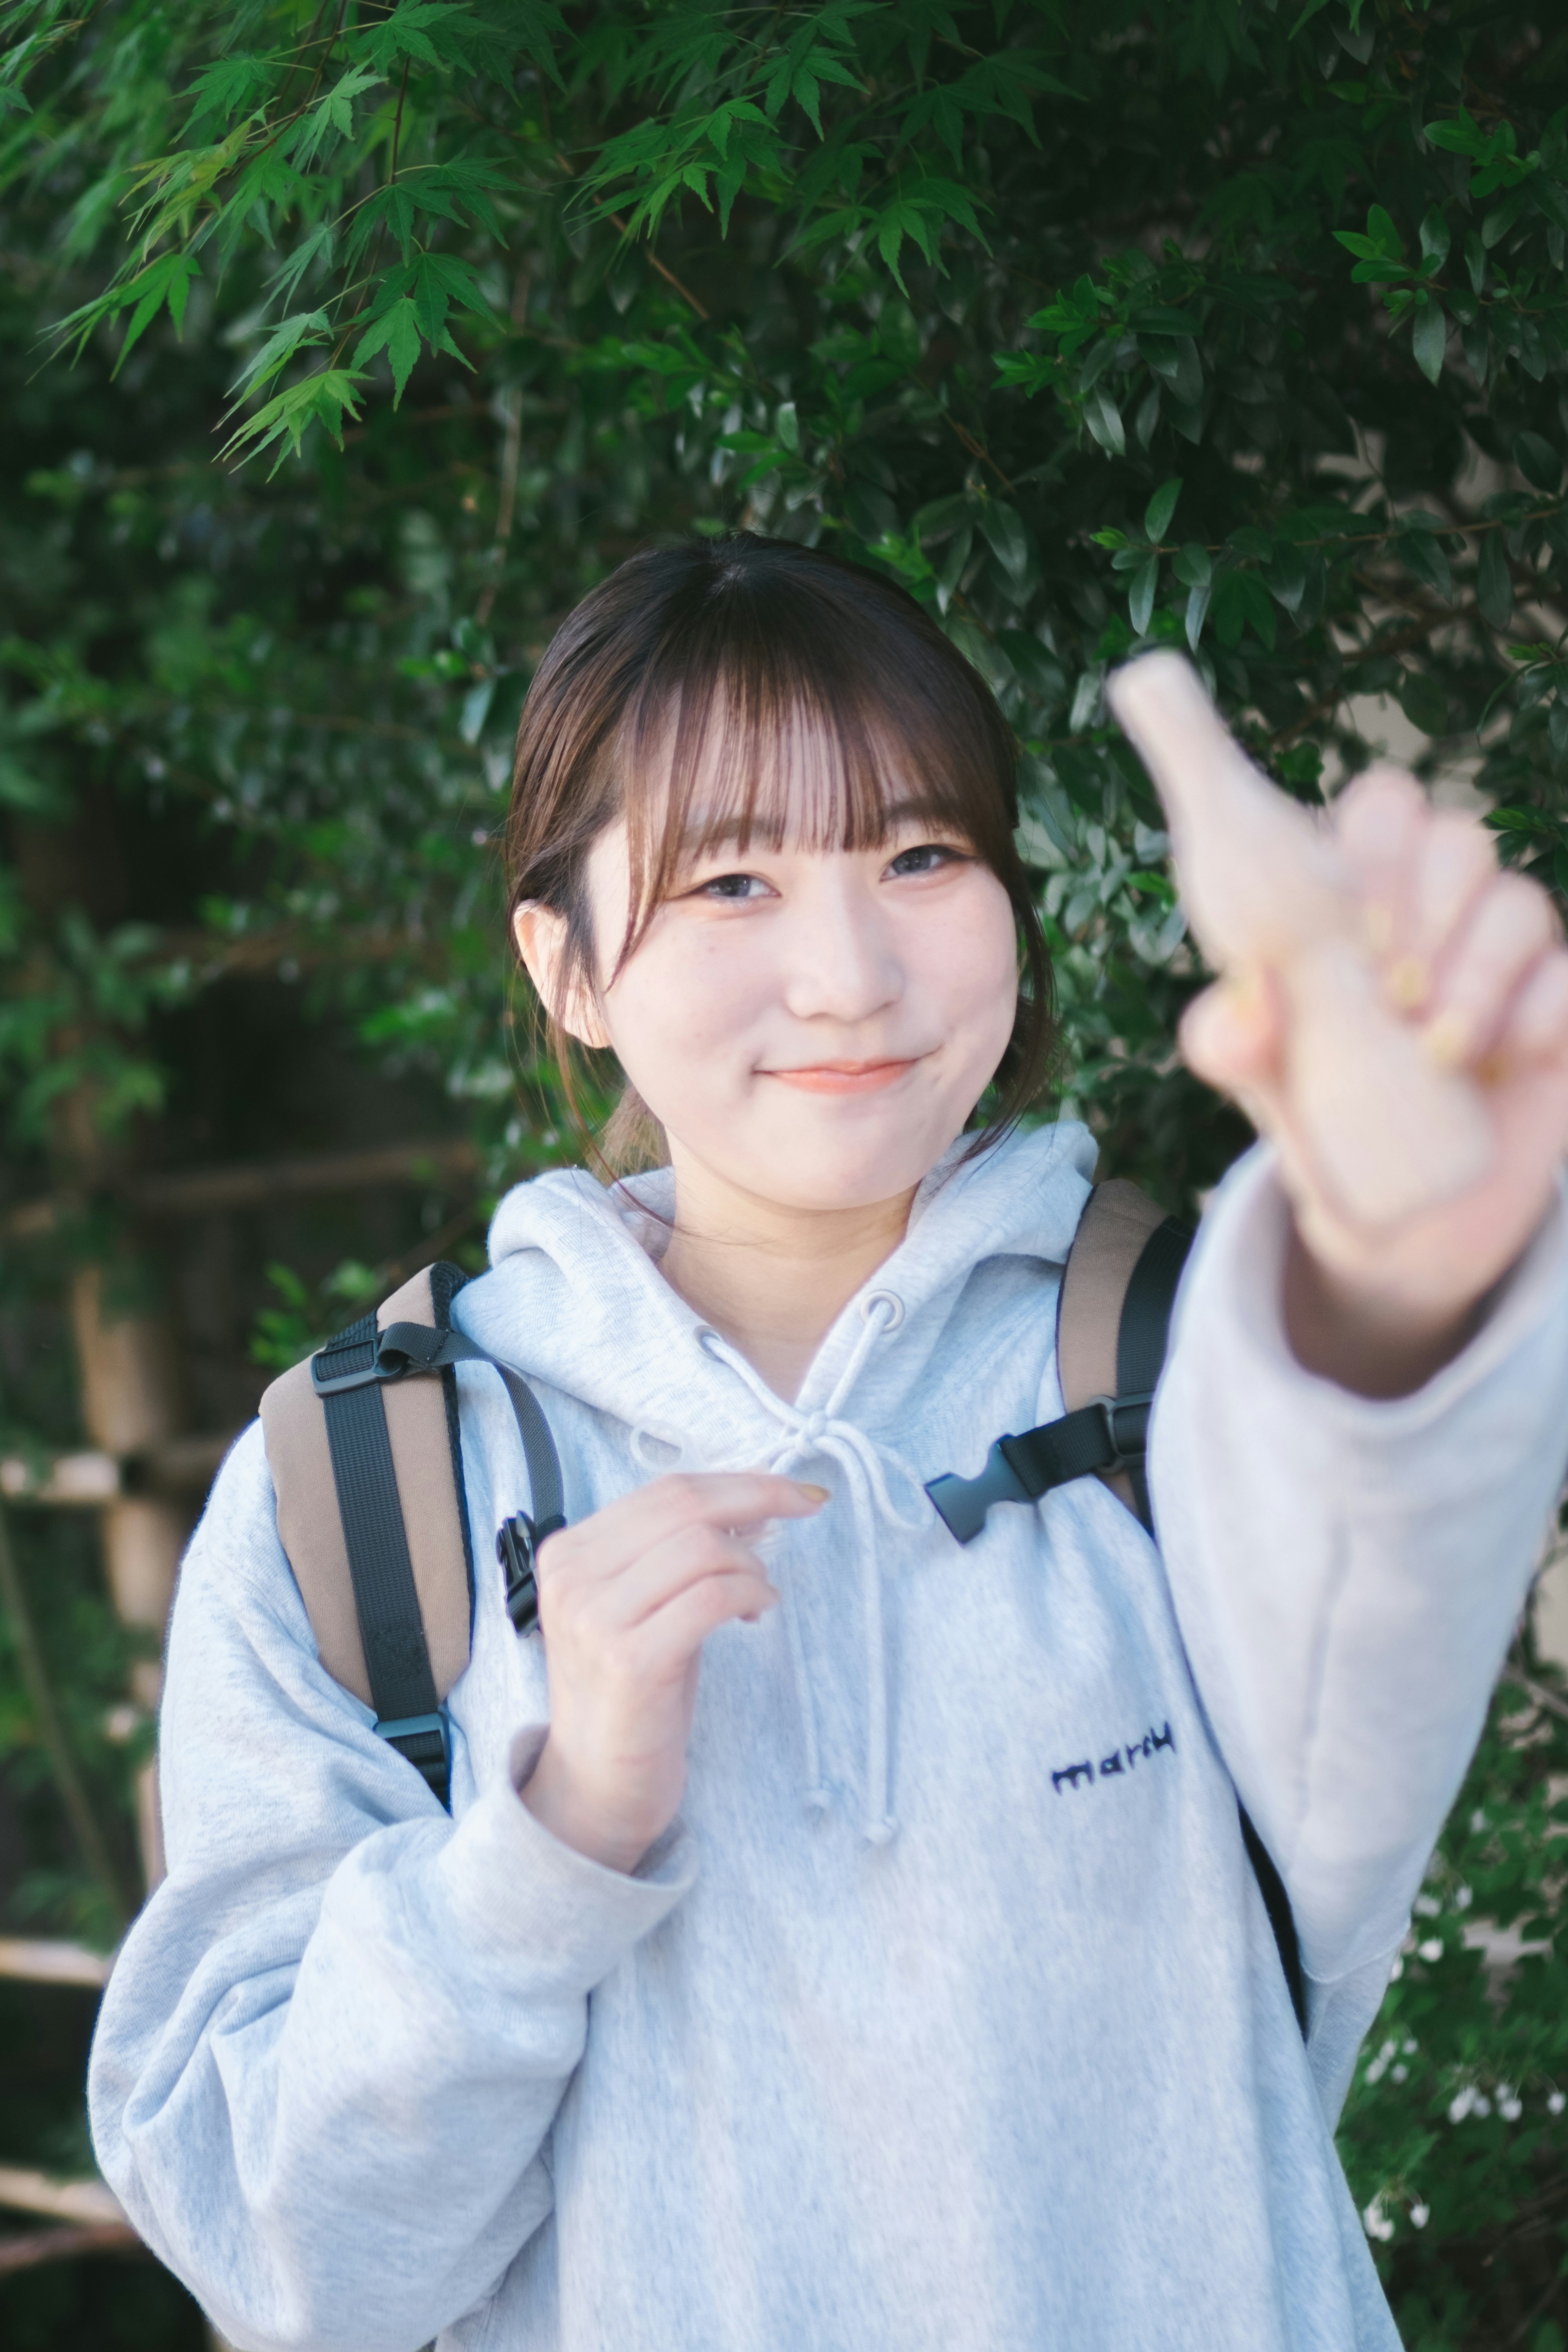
[1056,1179,1169,1514]
[259,1266,472,1711]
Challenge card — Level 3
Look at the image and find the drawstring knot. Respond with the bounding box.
[699,1294,927,1845]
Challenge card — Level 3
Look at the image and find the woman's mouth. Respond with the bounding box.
[759,1059,920,1095]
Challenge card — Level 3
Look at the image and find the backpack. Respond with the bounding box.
[258,1182,1307,2033]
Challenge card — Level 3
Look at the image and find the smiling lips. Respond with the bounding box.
[760,1059,918,1095]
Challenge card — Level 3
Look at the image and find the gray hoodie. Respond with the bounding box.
[88,1124,1568,2352]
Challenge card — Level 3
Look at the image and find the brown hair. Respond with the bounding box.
[504,532,1054,1168]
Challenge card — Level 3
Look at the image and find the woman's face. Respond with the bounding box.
[518,753,1020,1215]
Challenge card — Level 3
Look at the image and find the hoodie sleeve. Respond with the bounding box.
[1147,1147,1568,2018]
[87,1424,693,2352]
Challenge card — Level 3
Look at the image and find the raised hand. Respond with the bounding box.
[519,1472,826,1872]
[1109,652,1568,1393]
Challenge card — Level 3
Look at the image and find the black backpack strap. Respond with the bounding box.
[306,1286,567,1806]
[924,1206,1190,1547]
[312,1309,450,1799]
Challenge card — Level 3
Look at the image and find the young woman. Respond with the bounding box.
[91,535,1568,2352]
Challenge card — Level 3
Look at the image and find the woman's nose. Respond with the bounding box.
[778,888,902,1023]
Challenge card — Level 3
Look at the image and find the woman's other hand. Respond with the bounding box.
[1182,765,1568,1395]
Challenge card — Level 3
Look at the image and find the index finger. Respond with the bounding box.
[544,1471,827,1579]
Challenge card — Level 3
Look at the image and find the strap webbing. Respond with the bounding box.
[315,1311,446,1795]
[1116,1217,1192,1539]
[310,1289,568,1806]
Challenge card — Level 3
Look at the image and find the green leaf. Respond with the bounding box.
[1398,670,1450,737]
[1143,477,1183,543]
[226,309,331,402]
[1366,205,1403,259]
[1476,532,1516,631]
[1418,207,1451,268]
[1127,556,1159,636]
[1399,530,1453,602]
[1514,433,1561,492]
[1085,386,1125,456]
[1185,581,1212,650]
[1172,543,1211,589]
[290,62,383,168]
[218,370,365,470]
[980,503,1029,582]
[1411,298,1446,384]
[352,298,423,404]
[1424,112,1489,160]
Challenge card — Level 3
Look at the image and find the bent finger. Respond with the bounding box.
[1336,762,1425,961]
[1495,947,1568,1070]
[560,1525,774,1639]
[1402,809,1499,1003]
[1421,872,1561,1070]
[541,1471,826,1585]
[622,1572,782,1683]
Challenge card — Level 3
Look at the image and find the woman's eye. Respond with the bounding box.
[697,871,770,901]
[886,842,965,879]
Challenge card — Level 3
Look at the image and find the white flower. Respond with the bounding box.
[1453,1884,1473,1911]
[1471,1809,1488,1833]
[1389,1955,1404,1981]
[1362,2197,1395,2243]
[1392,2064,1408,2084]
[1401,2039,1418,2055]
[1413,1894,1441,1917]
[1365,2038,1396,2084]
[1410,2203,1430,2229]
[1474,2094,1492,2118]
[1449,2087,1476,2124]
[1549,2091,1566,2116]
[1418,1938,1443,1962]
[1499,2097,1522,2121]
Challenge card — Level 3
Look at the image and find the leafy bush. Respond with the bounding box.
[2,0,1568,2338]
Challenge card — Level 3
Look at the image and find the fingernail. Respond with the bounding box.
[796,1482,830,1503]
[1387,956,1428,1012]
[1423,1008,1471,1069]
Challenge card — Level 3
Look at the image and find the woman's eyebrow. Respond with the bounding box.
[675,795,956,857]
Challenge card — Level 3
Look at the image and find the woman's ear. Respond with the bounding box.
[512,904,612,1050]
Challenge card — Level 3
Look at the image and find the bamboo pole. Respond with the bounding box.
[2,1136,478,1242]
[68,1264,189,1888]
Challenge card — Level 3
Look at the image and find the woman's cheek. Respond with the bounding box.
[607,934,767,1110]
[926,879,1019,1063]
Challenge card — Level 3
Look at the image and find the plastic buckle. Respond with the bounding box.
[374,1710,449,1796]
[497,1509,566,1633]
[498,1513,540,1633]
[1083,1391,1155,1471]
[310,1341,405,1397]
[925,1440,1032,1546]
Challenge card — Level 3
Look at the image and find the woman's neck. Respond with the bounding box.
[655,1148,917,1402]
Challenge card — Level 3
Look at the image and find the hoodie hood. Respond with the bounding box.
[475,1117,1096,1436]
[457,1120,1098,1842]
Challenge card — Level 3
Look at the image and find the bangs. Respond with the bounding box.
[611,559,1019,966]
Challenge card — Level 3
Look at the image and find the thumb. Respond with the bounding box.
[1180,968,1286,1101]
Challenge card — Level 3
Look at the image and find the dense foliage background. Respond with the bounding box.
[3,0,1568,2343]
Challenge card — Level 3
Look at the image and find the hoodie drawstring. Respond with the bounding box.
[699,1294,929,1844]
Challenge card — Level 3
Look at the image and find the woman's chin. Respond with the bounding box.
[713,1101,963,1213]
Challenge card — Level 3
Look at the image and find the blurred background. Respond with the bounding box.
[3,3,1568,2346]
